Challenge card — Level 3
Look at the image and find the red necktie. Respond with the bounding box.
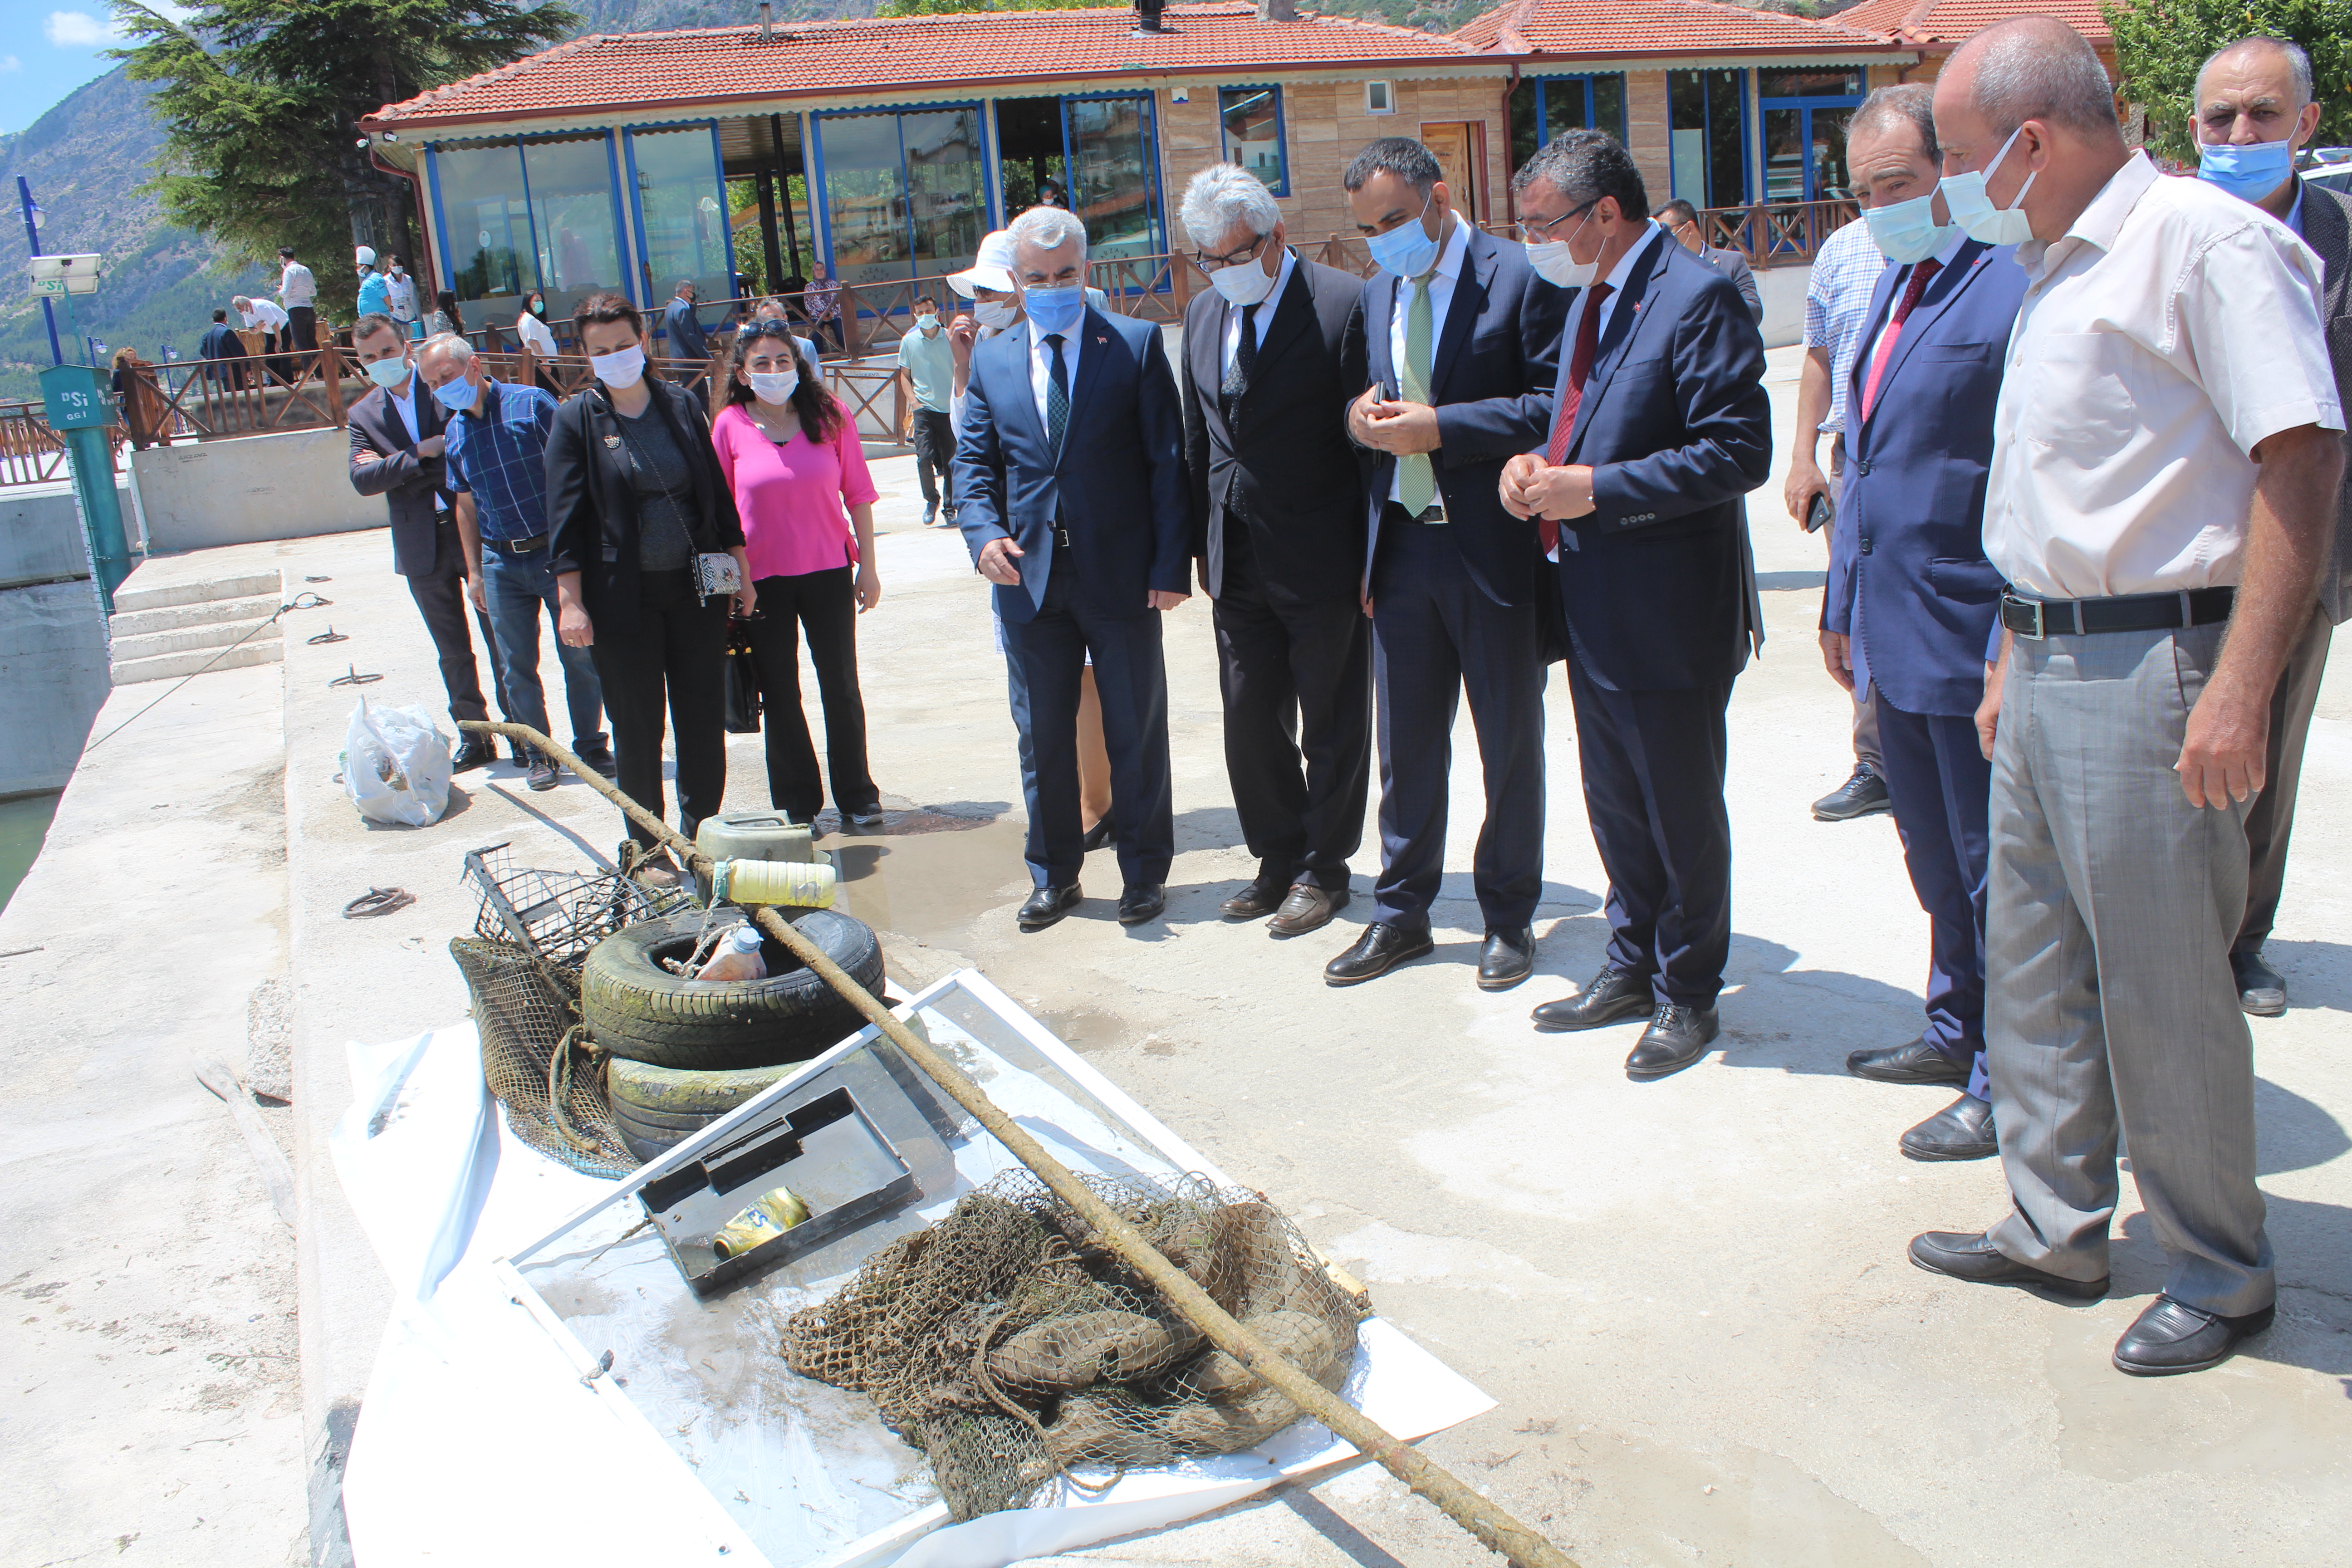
[1859,259,1941,422]
[1540,283,1612,554]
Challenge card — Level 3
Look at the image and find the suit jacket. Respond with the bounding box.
[2299,178,2352,626]
[1180,256,1367,603]
[951,308,1190,625]
[665,297,710,363]
[1544,230,1773,692]
[1358,222,1568,608]
[1700,245,1762,321]
[1824,239,2029,717]
[348,378,455,578]
[545,377,744,638]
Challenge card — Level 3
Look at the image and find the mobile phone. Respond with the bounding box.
[1805,492,1833,534]
[1376,376,1398,403]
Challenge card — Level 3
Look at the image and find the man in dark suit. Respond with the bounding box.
[1325,137,1568,990]
[198,309,247,388]
[1818,87,2031,1160]
[2190,35,2352,1018]
[664,280,710,380]
[347,313,505,772]
[1658,199,1763,322]
[1176,163,1372,938]
[1502,130,1772,1078]
[953,206,1192,930]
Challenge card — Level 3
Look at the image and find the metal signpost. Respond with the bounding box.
[20,178,131,612]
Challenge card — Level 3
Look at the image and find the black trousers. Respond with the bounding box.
[1213,529,1371,892]
[909,407,954,510]
[2238,602,2333,955]
[1565,654,1735,1009]
[286,306,317,375]
[588,568,730,849]
[744,566,877,821]
[402,514,509,725]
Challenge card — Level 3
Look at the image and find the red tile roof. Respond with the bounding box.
[366,3,1478,128]
[1830,0,2112,48]
[1456,0,1898,55]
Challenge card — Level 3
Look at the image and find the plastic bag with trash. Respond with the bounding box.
[342,698,453,827]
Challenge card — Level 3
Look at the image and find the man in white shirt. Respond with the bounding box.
[1908,16,2345,1378]
[385,256,420,338]
[276,245,318,369]
[233,294,291,383]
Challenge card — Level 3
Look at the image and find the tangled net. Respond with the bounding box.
[782,1171,1363,1520]
[449,936,636,1177]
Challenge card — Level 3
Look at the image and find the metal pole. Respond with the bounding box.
[18,176,61,366]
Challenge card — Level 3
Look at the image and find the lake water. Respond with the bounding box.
[0,792,60,917]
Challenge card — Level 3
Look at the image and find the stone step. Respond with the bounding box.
[109,592,283,639]
[110,567,281,615]
[108,638,285,686]
[109,617,284,666]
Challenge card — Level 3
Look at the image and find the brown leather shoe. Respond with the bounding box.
[1268,883,1348,937]
[1219,871,1290,920]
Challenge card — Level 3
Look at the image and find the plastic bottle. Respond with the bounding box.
[710,857,836,909]
[694,923,768,984]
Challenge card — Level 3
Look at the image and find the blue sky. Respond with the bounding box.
[0,2,191,134]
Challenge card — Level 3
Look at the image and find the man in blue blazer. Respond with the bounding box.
[1325,136,1569,991]
[1502,131,1772,1079]
[1821,87,2030,1161]
[953,206,1193,930]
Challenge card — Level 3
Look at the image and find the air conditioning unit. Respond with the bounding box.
[28,254,103,295]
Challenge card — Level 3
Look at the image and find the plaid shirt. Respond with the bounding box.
[1803,217,1892,436]
[444,379,559,542]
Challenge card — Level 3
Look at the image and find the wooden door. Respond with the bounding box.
[1421,121,1481,221]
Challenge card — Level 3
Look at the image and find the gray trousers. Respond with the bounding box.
[2237,603,2333,955]
[1985,621,2274,1318]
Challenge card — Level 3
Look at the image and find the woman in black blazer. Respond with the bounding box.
[546,291,753,882]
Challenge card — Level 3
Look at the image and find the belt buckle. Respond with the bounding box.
[2007,593,2045,641]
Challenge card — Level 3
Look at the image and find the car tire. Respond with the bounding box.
[582,908,883,1071]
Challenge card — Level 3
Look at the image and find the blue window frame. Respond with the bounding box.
[809,102,994,294]
[621,122,734,311]
[1758,69,1866,204]
[1668,69,1750,211]
[1508,74,1628,172]
[1218,85,1287,196]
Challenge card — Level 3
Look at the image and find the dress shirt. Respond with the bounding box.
[1984,152,2343,599]
[279,261,316,307]
[443,379,560,543]
[1592,222,1664,338]
[1385,211,1470,505]
[515,311,559,356]
[240,299,289,333]
[1220,249,1297,376]
[1028,316,1085,434]
[1855,223,1970,403]
[386,274,417,321]
[386,377,447,512]
[1804,216,1893,436]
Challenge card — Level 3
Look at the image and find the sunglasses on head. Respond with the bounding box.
[742,319,798,340]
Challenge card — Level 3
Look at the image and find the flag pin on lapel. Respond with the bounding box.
[603,434,622,447]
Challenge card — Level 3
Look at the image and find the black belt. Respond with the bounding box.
[484,532,548,556]
[2000,586,2234,639]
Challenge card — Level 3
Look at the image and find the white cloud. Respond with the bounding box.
[0,56,20,72]
[45,10,121,47]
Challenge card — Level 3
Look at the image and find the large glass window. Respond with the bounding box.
[1669,70,1748,211]
[1759,71,1864,203]
[902,108,987,278]
[817,107,987,289]
[1508,74,1628,172]
[1219,86,1286,195]
[628,126,732,307]
[524,135,622,322]
[1065,94,1162,260]
[433,142,529,313]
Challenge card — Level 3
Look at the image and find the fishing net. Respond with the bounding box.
[449,937,637,1177]
[782,1170,1365,1521]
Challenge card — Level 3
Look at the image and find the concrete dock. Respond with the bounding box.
[3,343,2347,1567]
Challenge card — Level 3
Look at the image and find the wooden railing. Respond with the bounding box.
[0,396,131,491]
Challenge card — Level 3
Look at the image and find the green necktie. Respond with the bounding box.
[1399,272,1436,514]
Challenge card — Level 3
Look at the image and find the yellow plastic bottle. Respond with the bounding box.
[710,856,836,909]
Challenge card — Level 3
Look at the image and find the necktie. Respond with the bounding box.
[1044,333,1069,456]
[1221,301,1259,423]
[1860,259,1941,422]
[1398,272,1436,515]
[1539,282,1614,554]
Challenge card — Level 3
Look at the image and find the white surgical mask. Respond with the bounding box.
[1940,125,2038,248]
[1862,186,1957,265]
[916,312,939,329]
[1524,207,1599,289]
[1209,248,1280,306]
[749,369,799,405]
[590,344,647,388]
[974,299,1018,331]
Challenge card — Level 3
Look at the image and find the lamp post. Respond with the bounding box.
[21,178,132,613]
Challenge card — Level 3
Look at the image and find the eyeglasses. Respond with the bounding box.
[1514,200,1597,245]
[1192,233,1270,273]
[741,319,797,340]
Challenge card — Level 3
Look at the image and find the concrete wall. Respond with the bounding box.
[1759,262,1808,349]
[2,485,115,794]
[0,486,103,588]
[131,427,383,555]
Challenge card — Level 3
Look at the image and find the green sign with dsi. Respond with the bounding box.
[39,364,113,431]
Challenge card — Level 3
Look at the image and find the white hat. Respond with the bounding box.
[354,245,377,266]
[948,230,1016,297]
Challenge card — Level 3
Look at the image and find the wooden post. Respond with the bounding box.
[324,333,346,425]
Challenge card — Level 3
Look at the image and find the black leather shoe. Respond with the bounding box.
[2232,947,2286,1017]
[1080,817,1115,853]
[2112,1294,2275,1376]
[1267,883,1347,937]
[1117,882,1166,925]
[1530,966,1652,1031]
[1477,926,1535,991]
[1625,1003,1719,1080]
[1812,762,1891,821]
[1324,922,1433,986]
[452,735,497,773]
[1846,1037,1971,1086]
[1901,1093,1998,1161]
[1220,872,1290,920]
[1018,883,1082,932]
[1907,1230,2107,1299]
[572,743,616,779]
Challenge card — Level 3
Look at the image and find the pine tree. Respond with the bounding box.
[2103,0,2352,163]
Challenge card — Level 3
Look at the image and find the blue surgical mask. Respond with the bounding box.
[1940,125,2038,247]
[432,375,479,412]
[1024,282,1086,337]
[1367,187,1444,280]
[2197,137,2296,205]
[1862,187,1958,265]
[363,357,411,390]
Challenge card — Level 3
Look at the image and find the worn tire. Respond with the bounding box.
[582,908,883,1070]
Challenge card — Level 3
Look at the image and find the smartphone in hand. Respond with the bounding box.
[1805,493,1833,534]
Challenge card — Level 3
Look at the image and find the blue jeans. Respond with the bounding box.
[479,542,606,758]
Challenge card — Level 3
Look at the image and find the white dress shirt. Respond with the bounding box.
[1590,220,1665,339]
[241,298,289,333]
[386,274,417,321]
[384,376,446,512]
[1220,249,1297,377]
[1028,315,1085,437]
[1385,211,1470,505]
[1983,152,2342,599]
[279,261,317,307]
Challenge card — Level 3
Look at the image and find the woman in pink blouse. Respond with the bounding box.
[711,323,884,825]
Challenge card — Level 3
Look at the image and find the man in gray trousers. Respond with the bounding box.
[1907,18,2344,1377]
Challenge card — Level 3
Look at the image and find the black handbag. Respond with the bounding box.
[723,620,761,734]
